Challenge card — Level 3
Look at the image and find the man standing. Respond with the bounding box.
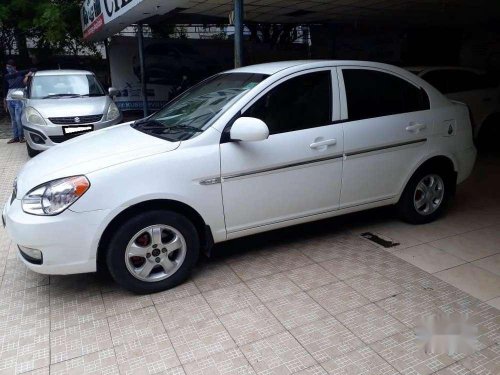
[3,60,31,144]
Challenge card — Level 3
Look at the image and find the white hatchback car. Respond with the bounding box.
[3,61,476,293]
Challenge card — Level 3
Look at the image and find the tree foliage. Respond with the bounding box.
[0,0,99,60]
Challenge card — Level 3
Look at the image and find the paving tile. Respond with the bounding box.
[286,264,338,291]
[203,283,260,316]
[151,280,200,305]
[0,329,50,374]
[192,263,241,292]
[183,348,255,375]
[0,286,50,338]
[308,282,370,316]
[459,343,499,375]
[472,253,500,276]
[107,305,165,346]
[343,272,403,302]
[115,333,181,375]
[219,304,284,346]
[394,244,466,274]
[49,348,119,375]
[169,317,236,364]
[263,248,314,272]
[430,226,500,262]
[22,367,50,375]
[246,273,301,302]
[0,259,49,291]
[156,294,216,331]
[434,362,474,375]
[321,346,398,375]
[319,258,373,281]
[435,264,500,301]
[241,331,316,375]
[290,316,364,363]
[50,293,106,331]
[265,291,330,330]
[371,330,460,375]
[49,318,113,364]
[226,253,280,281]
[102,289,154,317]
[336,303,407,344]
[487,297,500,310]
[294,365,328,375]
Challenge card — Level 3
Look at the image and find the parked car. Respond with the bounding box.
[3,61,476,293]
[11,70,122,157]
[406,66,500,151]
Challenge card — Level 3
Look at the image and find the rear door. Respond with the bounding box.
[338,67,432,207]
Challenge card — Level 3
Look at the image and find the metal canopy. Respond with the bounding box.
[82,0,500,41]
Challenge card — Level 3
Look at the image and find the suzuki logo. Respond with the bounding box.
[74,117,81,123]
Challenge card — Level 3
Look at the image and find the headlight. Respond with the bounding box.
[106,102,120,121]
[25,107,46,126]
[22,176,90,216]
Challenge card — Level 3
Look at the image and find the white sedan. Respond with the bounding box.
[3,61,476,293]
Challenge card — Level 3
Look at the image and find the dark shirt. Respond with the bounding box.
[3,69,29,98]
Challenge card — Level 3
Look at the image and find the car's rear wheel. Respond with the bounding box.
[26,143,39,158]
[397,167,452,224]
[106,210,199,294]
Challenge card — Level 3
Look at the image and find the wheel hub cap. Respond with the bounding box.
[413,174,445,216]
[125,224,187,282]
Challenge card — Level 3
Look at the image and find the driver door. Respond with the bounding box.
[220,69,344,236]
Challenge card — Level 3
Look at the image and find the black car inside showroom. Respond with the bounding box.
[0,0,499,374]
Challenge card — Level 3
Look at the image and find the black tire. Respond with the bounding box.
[397,166,453,224]
[106,210,199,294]
[26,143,39,158]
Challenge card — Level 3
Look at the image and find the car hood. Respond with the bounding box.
[27,97,108,118]
[16,123,180,197]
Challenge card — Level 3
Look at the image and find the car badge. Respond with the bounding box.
[74,117,81,123]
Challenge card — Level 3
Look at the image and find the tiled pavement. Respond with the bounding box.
[0,141,499,375]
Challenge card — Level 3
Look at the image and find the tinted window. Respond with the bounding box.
[343,69,429,121]
[244,71,332,135]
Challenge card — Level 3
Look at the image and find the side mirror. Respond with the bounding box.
[10,90,25,100]
[108,87,120,97]
[230,117,269,142]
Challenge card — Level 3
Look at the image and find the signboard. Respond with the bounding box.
[81,0,104,39]
[81,0,144,39]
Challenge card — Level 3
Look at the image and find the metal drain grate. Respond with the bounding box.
[360,232,400,248]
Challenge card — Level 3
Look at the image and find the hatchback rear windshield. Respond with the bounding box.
[30,74,105,99]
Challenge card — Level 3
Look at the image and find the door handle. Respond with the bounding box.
[310,138,337,149]
[406,123,427,133]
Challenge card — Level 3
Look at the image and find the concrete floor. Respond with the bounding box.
[0,141,498,375]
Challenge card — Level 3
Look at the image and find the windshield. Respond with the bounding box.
[132,72,268,141]
[30,74,106,99]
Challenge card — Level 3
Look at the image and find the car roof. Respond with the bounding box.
[34,70,94,76]
[228,60,415,76]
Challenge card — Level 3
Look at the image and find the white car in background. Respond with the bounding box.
[3,61,476,293]
[407,66,500,150]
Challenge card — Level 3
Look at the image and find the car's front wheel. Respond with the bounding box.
[397,166,452,224]
[106,210,199,294]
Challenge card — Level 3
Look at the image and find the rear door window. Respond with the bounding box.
[342,68,429,121]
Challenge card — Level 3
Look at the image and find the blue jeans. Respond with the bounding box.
[7,100,23,139]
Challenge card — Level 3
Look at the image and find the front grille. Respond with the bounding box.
[49,114,102,125]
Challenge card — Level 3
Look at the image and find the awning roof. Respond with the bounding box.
[81,0,500,41]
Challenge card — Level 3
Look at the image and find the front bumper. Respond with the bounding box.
[23,116,122,152]
[3,197,110,275]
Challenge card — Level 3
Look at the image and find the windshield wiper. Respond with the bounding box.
[133,119,203,133]
[42,93,83,99]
